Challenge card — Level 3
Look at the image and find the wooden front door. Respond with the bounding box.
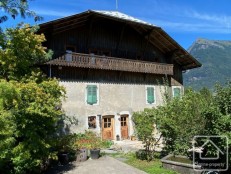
[121,115,128,139]
[102,116,114,140]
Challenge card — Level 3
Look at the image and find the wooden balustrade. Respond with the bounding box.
[47,53,174,75]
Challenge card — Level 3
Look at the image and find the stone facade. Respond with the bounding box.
[60,81,182,139]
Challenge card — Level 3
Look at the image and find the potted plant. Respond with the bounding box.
[131,134,136,141]
[75,131,106,160]
[56,134,78,165]
[75,138,89,162]
[75,131,97,161]
[89,138,102,159]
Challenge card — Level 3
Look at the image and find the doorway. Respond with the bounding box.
[121,115,129,139]
[102,116,114,140]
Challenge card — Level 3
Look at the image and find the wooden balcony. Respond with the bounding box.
[46,52,174,75]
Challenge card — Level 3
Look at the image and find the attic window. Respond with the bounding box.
[88,116,96,129]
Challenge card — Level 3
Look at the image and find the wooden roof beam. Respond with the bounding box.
[53,24,85,35]
[53,20,87,33]
[53,15,89,27]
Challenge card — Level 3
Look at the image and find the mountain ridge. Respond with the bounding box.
[184,38,231,90]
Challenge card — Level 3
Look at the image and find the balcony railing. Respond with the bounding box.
[47,52,174,75]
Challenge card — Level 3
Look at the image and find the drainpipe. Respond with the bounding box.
[49,64,52,78]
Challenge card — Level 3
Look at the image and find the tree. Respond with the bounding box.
[0,25,65,174]
[133,108,160,161]
[158,89,211,155]
[133,88,213,159]
[133,85,231,171]
[0,24,52,80]
[0,0,42,24]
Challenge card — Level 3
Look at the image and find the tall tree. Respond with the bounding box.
[0,24,65,174]
[0,24,52,80]
[0,0,42,24]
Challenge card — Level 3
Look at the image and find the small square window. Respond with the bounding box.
[88,116,96,129]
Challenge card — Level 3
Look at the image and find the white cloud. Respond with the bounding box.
[32,8,76,17]
[138,1,231,34]
[187,10,231,27]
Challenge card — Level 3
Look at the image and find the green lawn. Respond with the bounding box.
[107,152,179,174]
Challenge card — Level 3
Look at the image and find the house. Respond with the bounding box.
[39,10,201,140]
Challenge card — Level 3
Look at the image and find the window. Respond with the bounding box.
[121,116,127,126]
[88,116,96,129]
[172,87,181,98]
[86,85,98,105]
[103,118,111,128]
[146,86,155,104]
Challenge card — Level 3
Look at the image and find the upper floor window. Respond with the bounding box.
[172,87,181,98]
[146,86,155,104]
[86,85,98,105]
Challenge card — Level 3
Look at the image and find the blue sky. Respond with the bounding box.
[3,0,231,49]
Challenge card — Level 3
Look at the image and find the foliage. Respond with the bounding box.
[158,88,211,155]
[0,25,65,174]
[0,0,42,25]
[133,89,212,160]
[75,131,111,150]
[133,82,231,171]
[55,134,78,153]
[132,108,161,161]
[0,24,53,80]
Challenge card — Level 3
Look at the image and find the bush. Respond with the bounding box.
[75,131,112,150]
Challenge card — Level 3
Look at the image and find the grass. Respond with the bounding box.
[108,152,179,174]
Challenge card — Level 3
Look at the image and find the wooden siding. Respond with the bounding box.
[47,19,166,63]
[41,66,170,85]
[46,52,174,75]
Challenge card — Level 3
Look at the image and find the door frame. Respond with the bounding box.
[120,114,129,140]
[102,115,115,140]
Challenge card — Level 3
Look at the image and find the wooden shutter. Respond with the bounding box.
[87,85,97,105]
[173,88,181,97]
[147,87,155,104]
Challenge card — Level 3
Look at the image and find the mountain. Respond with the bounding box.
[183,38,231,90]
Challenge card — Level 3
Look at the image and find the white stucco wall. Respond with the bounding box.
[60,81,168,139]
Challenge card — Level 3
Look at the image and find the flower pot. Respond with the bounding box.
[90,149,100,159]
[131,135,136,141]
[58,152,69,165]
[76,148,88,162]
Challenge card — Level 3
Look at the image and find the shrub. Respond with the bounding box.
[75,131,110,150]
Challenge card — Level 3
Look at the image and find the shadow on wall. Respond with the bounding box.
[56,115,79,136]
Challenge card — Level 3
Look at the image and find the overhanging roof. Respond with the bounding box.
[39,10,201,70]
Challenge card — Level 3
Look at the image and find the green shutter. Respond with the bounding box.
[87,85,97,105]
[147,87,155,104]
[173,88,181,97]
